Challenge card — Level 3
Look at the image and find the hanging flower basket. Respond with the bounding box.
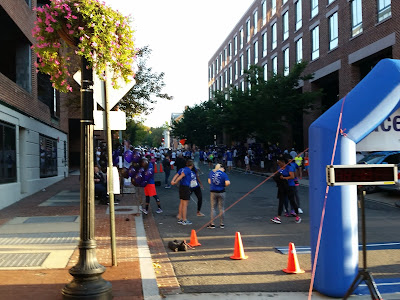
[32,0,136,93]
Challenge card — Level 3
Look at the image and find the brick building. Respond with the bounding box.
[208,0,397,147]
[0,0,69,209]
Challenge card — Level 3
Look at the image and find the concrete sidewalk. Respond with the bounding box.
[0,175,143,300]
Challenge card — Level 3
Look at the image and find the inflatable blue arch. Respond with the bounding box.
[309,59,400,297]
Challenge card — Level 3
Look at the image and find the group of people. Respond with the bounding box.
[170,160,230,228]
[96,140,306,227]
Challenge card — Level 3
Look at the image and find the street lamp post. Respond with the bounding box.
[62,57,112,300]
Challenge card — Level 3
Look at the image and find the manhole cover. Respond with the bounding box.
[0,253,49,267]
[24,216,78,223]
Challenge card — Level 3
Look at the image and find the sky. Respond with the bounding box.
[104,0,255,128]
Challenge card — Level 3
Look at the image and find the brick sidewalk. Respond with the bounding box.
[0,175,143,300]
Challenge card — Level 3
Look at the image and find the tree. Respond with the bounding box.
[171,61,321,148]
[119,46,173,118]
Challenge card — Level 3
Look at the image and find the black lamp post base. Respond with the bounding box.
[62,276,112,300]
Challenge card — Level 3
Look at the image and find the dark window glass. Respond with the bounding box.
[40,135,57,178]
[0,122,17,184]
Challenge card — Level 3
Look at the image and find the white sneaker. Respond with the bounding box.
[298,208,303,214]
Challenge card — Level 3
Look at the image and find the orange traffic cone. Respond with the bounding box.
[159,163,163,173]
[283,242,305,274]
[154,163,158,173]
[230,232,248,260]
[188,229,201,247]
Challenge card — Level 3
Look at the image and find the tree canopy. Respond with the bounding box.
[170,61,321,148]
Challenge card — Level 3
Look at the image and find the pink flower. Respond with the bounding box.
[78,26,84,30]
[69,30,74,34]
[66,23,71,29]
[45,26,54,33]
[71,15,77,19]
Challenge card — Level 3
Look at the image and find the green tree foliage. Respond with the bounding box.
[171,61,321,146]
[124,120,166,148]
[119,46,173,118]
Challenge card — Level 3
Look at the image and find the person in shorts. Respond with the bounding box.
[140,158,162,215]
[171,160,194,225]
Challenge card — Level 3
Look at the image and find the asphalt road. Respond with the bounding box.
[148,164,400,294]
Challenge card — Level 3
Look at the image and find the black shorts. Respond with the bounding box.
[179,185,191,200]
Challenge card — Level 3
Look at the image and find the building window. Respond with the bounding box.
[247,48,251,69]
[329,12,338,50]
[311,0,318,19]
[248,81,251,92]
[220,75,223,90]
[263,63,268,81]
[228,42,232,60]
[40,135,57,178]
[209,66,212,81]
[219,53,223,69]
[209,87,212,99]
[272,56,278,75]
[296,38,303,63]
[352,0,363,37]
[246,19,251,42]
[328,0,335,4]
[283,0,288,4]
[240,80,245,91]
[240,54,244,75]
[224,70,228,88]
[378,0,391,22]
[216,58,219,73]
[254,41,259,64]
[240,28,244,49]
[295,0,302,31]
[262,1,267,25]
[229,66,233,84]
[0,122,16,184]
[234,35,238,55]
[311,26,319,60]
[212,63,215,78]
[216,78,220,90]
[262,32,267,57]
[283,48,289,76]
[235,60,238,79]
[282,11,289,41]
[253,10,258,35]
[271,23,277,50]
[271,0,276,16]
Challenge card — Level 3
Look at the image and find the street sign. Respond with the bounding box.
[73,70,135,109]
[94,111,127,130]
[326,164,397,186]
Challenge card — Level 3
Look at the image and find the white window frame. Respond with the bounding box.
[263,63,268,81]
[311,0,318,19]
[216,58,219,73]
[228,42,232,60]
[262,1,267,26]
[283,11,289,41]
[229,66,233,84]
[272,56,278,75]
[254,41,259,64]
[240,54,244,75]
[329,12,338,50]
[283,48,289,76]
[271,23,277,50]
[246,19,251,43]
[295,0,302,31]
[219,53,223,70]
[378,0,391,22]
[247,48,251,69]
[240,80,245,91]
[311,26,319,60]
[240,28,244,49]
[234,35,238,56]
[262,32,267,57]
[224,70,228,88]
[296,38,303,63]
[352,0,363,37]
[253,10,258,35]
[224,48,227,66]
[271,0,276,16]
[235,60,238,80]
